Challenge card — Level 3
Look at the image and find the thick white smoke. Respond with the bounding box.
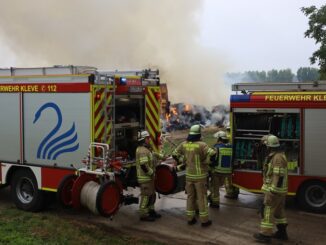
[0,0,229,106]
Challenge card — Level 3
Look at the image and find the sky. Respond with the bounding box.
[0,0,324,106]
[201,0,324,72]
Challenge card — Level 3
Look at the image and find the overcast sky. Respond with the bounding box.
[200,0,325,73]
[0,0,324,73]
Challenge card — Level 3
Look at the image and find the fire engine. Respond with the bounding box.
[0,65,180,217]
[230,81,326,213]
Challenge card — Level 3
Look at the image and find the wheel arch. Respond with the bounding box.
[5,165,42,190]
[296,178,326,194]
[296,178,326,213]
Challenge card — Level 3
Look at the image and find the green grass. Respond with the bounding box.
[0,207,163,245]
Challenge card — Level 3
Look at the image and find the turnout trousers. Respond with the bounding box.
[260,192,287,236]
[210,173,238,204]
[185,178,209,223]
[139,179,156,218]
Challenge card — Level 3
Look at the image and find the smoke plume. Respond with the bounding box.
[0,0,229,106]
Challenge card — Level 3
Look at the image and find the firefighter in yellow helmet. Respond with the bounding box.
[208,130,239,208]
[172,124,216,227]
[254,135,289,243]
[136,130,162,221]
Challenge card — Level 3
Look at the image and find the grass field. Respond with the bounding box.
[0,206,163,245]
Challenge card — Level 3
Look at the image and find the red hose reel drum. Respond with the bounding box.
[155,164,178,195]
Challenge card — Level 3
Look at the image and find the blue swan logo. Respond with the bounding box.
[33,102,79,160]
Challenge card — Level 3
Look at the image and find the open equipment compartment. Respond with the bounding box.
[233,109,300,174]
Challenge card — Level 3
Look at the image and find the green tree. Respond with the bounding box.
[267,69,279,82]
[302,5,326,78]
[277,69,294,82]
[297,67,320,81]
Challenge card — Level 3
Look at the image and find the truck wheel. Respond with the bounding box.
[10,169,45,212]
[298,180,326,213]
[57,174,77,208]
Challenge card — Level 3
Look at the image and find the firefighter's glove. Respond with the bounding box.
[176,164,186,172]
[172,154,179,163]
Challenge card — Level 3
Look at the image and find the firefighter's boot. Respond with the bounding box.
[187,218,197,225]
[209,203,220,209]
[253,233,271,243]
[140,215,156,222]
[149,210,162,219]
[201,220,212,227]
[273,224,288,241]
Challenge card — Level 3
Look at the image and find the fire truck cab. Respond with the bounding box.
[230,81,326,213]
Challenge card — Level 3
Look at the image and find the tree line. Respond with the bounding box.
[226,67,320,83]
[226,3,326,84]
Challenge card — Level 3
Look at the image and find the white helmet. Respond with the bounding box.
[138,130,150,141]
[214,131,228,139]
[266,135,280,148]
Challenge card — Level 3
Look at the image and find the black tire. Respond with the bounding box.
[297,180,326,213]
[10,168,45,212]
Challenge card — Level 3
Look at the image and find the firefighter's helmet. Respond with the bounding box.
[138,130,150,141]
[261,135,269,145]
[266,135,280,148]
[189,124,201,135]
[214,131,227,139]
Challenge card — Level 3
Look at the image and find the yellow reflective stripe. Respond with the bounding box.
[270,186,287,193]
[145,118,156,146]
[261,222,273,228]
[139,157,148,163]
[275,218,287,224]
[273,167,286,175]
[95,122,104,140]
[288,161,297,170]
[147,88,160,120]
[184,143,200,149]
[219,147,232,156]
[195,155,201,175]
[186,173,208,179]
[199,211,208,217]
[145,96,159,131]
[186,210,195,216]
[41,187,57,192]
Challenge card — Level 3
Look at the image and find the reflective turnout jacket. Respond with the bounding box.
[136,146,154,184]
[261,151,288,194]
[173,141,216,181]
[211,143,232,174]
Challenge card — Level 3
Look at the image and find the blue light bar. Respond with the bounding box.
[230,95,250,102]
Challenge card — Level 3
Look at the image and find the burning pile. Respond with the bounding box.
[162,103,229,132]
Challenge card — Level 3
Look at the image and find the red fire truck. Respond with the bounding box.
[230,81,326,213]
[0,65,179,217]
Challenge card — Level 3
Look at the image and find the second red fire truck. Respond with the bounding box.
[230,81,326,213]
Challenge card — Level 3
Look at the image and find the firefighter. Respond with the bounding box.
[136,130,161,222]
[209,131,238,208]
[172,124,216,227]
[254,135,289,243]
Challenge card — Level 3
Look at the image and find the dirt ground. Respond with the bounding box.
[1,176,326,244]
